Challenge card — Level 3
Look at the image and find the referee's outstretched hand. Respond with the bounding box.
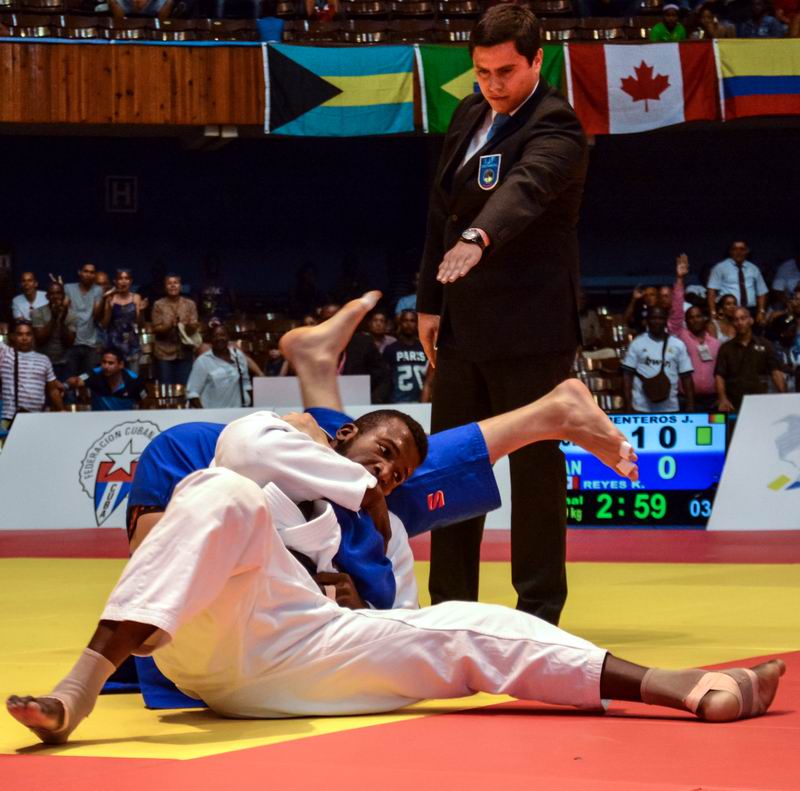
[437,241,483,285]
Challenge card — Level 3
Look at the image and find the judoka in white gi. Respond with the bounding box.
[7,293,786,743]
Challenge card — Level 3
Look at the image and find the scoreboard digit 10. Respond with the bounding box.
[561,413,727,526]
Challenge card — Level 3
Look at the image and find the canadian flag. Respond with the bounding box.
[566,43,719,135]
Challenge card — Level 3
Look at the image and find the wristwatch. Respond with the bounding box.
[460,228,487,250]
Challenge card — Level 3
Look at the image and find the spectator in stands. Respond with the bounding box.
[67,348,147,411]
[767,283,800,327]
[99,269,148,375]
[688,2,738,36]
[578,291,603,349]
[707,240,768,325]
[196,319,265,381]
[771,252,800,305]
[151,274,199,387]
[366,310,396,354]
[771,315,800,391]
[0,320,64,436]
[30,282,77,383]
[109,0,174,22]
[716,306,785,411]
[710,293,738,342]
[624,285,658,334]
[658,285,673,312]
[650,4,688,40]
[622,307,694,413]
[670,255,721,411]
[64,262,103,378]
[394,272,419,317]
[11,272,48,322]
[318,302,391,403]
[306,0,339,22]
[383,310,429,404]
[186,324,252,409]
[263,343,288,377]
[738,0,786,35]
[95,271,111,292]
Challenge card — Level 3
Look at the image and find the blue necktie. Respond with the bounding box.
[487,113,511,142]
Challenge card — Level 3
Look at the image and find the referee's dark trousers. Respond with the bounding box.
[429,349,574,626]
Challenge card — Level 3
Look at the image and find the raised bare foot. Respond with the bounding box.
[7,695,69,744]
[697,659,786,722]
[554,379,639,480]
[280,291,382,374]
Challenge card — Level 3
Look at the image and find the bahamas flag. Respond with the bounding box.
[716,40,800,120]
[416,44,565,134]
[265,43,415,136]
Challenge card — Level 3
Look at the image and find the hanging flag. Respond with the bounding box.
[265,43,415,136]
[715,40,800,120]
[416,44,565,134]
[566,43,718,135]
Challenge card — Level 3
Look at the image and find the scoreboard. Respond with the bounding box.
[562,413,727,526]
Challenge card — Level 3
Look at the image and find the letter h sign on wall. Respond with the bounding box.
[105,176,138,213]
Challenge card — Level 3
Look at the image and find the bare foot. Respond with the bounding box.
[7,695,68,744]
[280,291,382,375]
[698,659,786,722]
[554,379,639,480]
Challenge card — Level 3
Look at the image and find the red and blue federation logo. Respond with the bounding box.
[79,421,161,526]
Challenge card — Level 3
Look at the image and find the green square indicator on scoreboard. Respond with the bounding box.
[696,426,712,446]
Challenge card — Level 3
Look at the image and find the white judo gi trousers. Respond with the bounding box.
[102,467,607,718]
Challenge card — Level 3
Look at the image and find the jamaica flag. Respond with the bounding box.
[265,43,415,136]
[416,44,565,134]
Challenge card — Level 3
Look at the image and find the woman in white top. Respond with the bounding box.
[186,324,251,409]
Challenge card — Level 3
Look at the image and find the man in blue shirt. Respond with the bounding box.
[68,348,147,411]
[706,241,769,325]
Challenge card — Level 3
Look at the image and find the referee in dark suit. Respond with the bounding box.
[416,5,588,625]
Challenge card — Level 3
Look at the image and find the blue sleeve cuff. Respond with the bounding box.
[387,422,501,538]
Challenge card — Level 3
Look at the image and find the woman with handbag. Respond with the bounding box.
[151,275,200,387]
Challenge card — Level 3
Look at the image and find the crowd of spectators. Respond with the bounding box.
[646,0,798,39]
[3,240,800,439]
[0,264,431,445]
[617,240,798,414]
[2,0,798,39]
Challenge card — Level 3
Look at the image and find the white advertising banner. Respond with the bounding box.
[253,376,371,407]
[0,406,511,532]
[708,394,800,531]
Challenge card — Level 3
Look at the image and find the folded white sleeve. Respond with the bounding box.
[214,411,376,512]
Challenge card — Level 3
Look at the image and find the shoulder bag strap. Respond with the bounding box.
[233,349,249,407]
[659,336,669,373]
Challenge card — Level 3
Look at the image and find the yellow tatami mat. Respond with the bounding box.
[1,558,798,759]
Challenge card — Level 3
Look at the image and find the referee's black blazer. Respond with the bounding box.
[417,80,588,362]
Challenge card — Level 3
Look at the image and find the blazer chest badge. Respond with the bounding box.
[478,154,501,191]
